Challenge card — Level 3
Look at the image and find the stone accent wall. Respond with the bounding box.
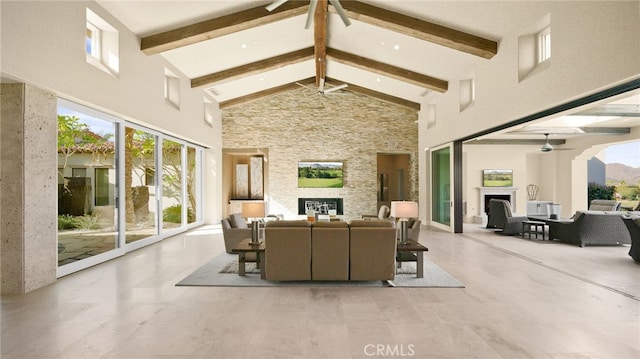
[222,88,418,220]
[1,83,57,294]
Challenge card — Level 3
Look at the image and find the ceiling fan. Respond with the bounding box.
[540,133,574,152]
[266,0,351,29]
[541,133,554,152]
[297,78,348,96]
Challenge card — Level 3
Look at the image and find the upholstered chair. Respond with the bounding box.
[362,205,392,221]
[486,199,528,235]
[349,220,397,281]
[622,215,640,262]
[311,221,350,280]
[221,213,252,254]
[264,220,312,281]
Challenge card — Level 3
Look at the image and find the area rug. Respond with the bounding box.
[176,253,464,288]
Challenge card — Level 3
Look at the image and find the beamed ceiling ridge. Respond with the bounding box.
[140,0,498,108]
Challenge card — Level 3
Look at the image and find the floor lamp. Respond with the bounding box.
[390,201,418,244]
[242,202,265,244]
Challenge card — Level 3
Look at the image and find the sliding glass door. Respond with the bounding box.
[431,144,454,232]
[57,100,121,270]
[57,99,205,276]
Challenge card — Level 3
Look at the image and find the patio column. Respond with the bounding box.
[1,83,57,294]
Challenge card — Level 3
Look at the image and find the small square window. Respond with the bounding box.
[537,27,551,63]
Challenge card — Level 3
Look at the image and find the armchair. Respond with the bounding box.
[362,205,391,220]
[264,220,312,281]
[221,213,252,253]
[622,215,640,262]
[486,199,527,235]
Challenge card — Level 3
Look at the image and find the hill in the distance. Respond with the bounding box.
[606,163,640,184]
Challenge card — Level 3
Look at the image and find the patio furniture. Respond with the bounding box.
[589,199,621,211]
[486,199,528,235]
[622,215,640,262]
[550,211,631,247]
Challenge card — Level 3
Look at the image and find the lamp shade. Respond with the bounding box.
[242,202,265,218]
[390,201,418,219]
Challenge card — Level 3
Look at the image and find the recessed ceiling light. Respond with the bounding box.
[376,78,381,82]
[241,44,247,49]
[394,44,400,50]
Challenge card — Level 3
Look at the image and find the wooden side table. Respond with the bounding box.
[231,239,266,279]
[396,240,429,278]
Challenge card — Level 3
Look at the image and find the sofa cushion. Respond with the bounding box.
[229,213,248,229]
[349,219,394,227]
[312,221,348,228]
[265,219,311,227]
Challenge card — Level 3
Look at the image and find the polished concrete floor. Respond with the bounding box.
[2,224,639,358]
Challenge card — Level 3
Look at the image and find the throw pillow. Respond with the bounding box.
[229,213,248,229]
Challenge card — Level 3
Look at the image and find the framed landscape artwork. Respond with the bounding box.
[298,161,344,188]
[482,169,513,187]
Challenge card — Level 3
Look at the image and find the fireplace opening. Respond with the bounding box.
[298,198,344,215]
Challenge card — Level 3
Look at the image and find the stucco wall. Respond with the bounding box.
[222,89,418,221]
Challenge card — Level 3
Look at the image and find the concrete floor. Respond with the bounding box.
[2,223,639,358]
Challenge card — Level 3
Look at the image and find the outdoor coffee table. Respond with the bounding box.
[522,220,546,240]
[231,238,266,279]
[396,240,429,278]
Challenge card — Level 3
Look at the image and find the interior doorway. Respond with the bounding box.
[377,153,410,209]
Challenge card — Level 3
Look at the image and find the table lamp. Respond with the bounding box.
[242,202,265,244]
[390,201,418,244]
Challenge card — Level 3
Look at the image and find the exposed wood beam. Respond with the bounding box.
[336,1,498,59]
[141,2,308,55]
[191,47,315,88]
[314,0,328,88]
[326,47,448,93]
[219,77,420,111]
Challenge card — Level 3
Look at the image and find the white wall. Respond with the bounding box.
[419,1,640,227]
[1,0,223,222]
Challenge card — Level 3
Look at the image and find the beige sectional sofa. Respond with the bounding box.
[263,219,396,281]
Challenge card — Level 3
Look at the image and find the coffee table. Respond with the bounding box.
[527,215,574,240]
[396,240,429,278]
[231,238,266,279]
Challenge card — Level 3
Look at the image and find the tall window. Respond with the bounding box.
[537,27,551,63]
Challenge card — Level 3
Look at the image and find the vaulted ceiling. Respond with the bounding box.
[98,0,639,149]
[99,0,504,110]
